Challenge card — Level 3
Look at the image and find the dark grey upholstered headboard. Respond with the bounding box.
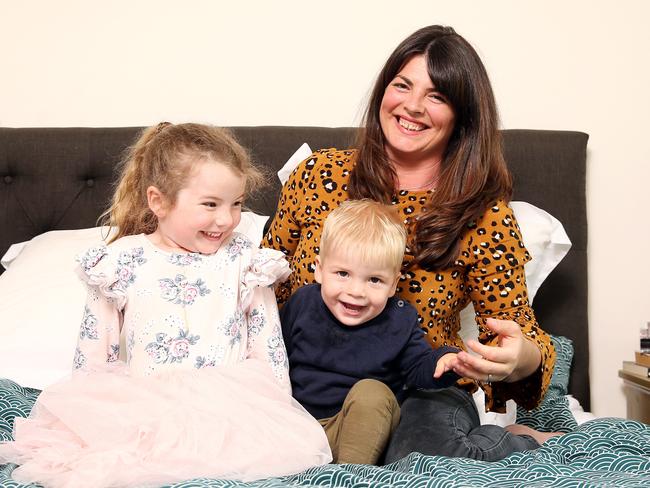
[0,126,590,409]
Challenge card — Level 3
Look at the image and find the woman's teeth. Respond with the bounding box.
[399,118,425,131]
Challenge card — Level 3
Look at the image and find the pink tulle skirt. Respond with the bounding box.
[0,360,331,487]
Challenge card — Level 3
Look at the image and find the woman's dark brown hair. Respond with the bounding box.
[348,25,513,270]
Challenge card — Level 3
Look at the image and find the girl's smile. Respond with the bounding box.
[148,159,247,254]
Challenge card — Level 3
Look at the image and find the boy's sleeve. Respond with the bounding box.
[399,308,461,389]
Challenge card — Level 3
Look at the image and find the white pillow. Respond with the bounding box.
[0,212,269,389]
[277,143,313,185]
[0,227,111,388]
[1,241,28,270]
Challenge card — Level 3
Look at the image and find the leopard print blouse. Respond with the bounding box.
[264,148,556,412]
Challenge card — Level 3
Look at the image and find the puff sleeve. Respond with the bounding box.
[240,248,292,393]
[72,245,134,371]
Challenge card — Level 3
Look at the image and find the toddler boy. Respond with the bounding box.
[281,199,460,465]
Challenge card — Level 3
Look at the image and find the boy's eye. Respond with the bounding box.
[336,271,348,278]
[369,277,383,284]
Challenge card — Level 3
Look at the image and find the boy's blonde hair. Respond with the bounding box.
[101,122,264,243]
[319,199,406,273]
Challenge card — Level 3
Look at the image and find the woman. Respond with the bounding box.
[264,25,558,462]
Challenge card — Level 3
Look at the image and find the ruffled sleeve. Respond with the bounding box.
[72,245,126,371]
[240,247,291,310]
[77,245,127,310]
[240,247,292,392]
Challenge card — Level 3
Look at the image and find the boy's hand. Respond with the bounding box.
[433,352,459,378]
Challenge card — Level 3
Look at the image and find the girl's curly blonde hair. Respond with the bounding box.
[101,122,263,243]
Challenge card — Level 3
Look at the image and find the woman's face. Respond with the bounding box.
[379,55,456,167]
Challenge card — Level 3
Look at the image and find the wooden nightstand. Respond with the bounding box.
[618,369,650,423]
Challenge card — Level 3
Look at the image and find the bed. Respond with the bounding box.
[1,126,649,487]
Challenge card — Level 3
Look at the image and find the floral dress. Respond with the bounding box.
[0,233,331,488]
[74,233,291,383]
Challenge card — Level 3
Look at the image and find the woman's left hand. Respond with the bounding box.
[453,318,541,383]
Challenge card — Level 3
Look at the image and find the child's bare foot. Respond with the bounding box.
[505,424,563,444]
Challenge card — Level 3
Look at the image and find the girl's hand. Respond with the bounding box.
[453,318,541,383]
[433,352,459,378]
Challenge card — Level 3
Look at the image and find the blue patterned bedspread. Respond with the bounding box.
[2,379,649,487]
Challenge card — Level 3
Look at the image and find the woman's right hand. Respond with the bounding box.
[453,318,541,383]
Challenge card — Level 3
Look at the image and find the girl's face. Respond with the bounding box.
[149,159,246,254]
[379,54,456,168]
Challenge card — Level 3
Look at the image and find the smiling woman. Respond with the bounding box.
[264,25,558,463]
[379,55,455,187]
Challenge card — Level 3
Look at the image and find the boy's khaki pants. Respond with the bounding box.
[318,379,400,465]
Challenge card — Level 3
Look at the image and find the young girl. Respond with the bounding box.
[0,122,332,487]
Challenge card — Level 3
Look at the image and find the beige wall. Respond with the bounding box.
[2,0,649,417]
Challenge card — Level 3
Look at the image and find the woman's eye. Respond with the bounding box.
[429,93,447,103]
[392,81,409,91]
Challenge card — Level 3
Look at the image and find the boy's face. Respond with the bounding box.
[314,249,400,327]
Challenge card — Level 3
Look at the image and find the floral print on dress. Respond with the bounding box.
[75,234,290,389]
[78,246,108,272]
[73,347,86,370]
[145,329,200,365]
[110,247,147,294]
[168,253,203,266]
[107,344,120,363]
[195,356,216,369]
[79,306,99,340]
[222,310,245,346]
[159,274,210,306]
[267,328,288,380]
[225,235,251,261]
[247,308,266,338]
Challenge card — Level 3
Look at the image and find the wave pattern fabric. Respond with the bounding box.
[517,335,578,433]
[2,379,649,487]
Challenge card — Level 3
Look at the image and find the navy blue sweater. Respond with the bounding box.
[280,284,460,419]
